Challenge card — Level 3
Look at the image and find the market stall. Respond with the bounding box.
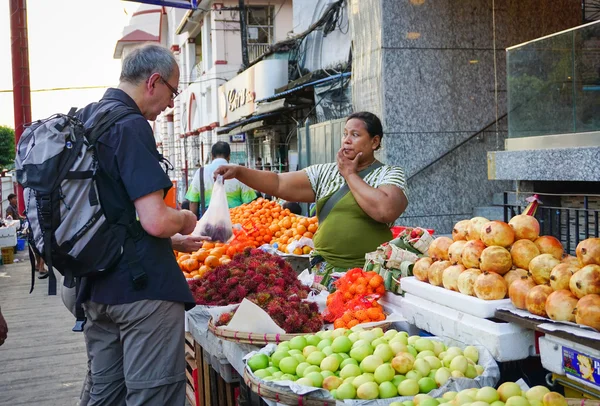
[179,198,599,405]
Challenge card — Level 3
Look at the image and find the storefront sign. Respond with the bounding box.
[563,346,600,387]
[219,59,288,125]
[230,133,246,143]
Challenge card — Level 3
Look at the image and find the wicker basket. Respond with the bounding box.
[209,317,392,345]
[208,318,309,345]
[244,368,336,406]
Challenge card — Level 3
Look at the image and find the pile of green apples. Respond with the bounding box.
[246,327,487,400]
[388,382,567,406]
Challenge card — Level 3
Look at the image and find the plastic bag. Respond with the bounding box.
[192,175,233,242]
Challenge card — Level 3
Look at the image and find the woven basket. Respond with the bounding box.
[244,368,336,406]
[208,318,309,345]
[209,316,392,345]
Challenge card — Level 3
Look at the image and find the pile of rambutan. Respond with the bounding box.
[189,248,324,333]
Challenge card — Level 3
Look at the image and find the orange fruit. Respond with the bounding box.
[377,313,386,321]
[349,284,357,295]
[293,247,303,255]
[355,284,366,295]
[356,277,367,286]
[376,285,386,295]
[308,224,318,233]
[367,307,381,320]
[178,254,191,262]
[219,257,231,265]
[202,242,215,250]
[302,246,312,255]
[333,319,346,329]
[369,275,384,288]
[303,232,314,239]
[347,319,359,328]
[355,310,368,321]
[296,224,307,234]
[343,291,353,301]
[342,311,354,323]
[198,265,209,275]
[210,247,226,257]
[183,272,191,278]
[204,255,219,268]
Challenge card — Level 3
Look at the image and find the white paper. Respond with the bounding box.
[226,298,285,334]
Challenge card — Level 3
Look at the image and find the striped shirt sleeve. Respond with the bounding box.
[376,165,407,192]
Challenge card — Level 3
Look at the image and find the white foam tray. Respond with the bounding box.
[539,335,600,391]
[401,276,511,319]
[401,293,536,362]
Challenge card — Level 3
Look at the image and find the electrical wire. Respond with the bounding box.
[0,85,112,93]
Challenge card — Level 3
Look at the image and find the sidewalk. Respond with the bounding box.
[0,252,87,406]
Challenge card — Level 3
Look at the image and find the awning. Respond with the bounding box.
[255,72,351,103]
[216,112,281,135]
[124,0,198,9]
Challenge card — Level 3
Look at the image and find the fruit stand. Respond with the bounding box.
[179,198,599,405]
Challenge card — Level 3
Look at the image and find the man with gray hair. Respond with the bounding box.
[75,43,197,405]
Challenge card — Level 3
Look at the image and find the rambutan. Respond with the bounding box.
[217,312,234,326]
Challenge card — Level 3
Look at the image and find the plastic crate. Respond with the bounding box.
[1,247,14,264]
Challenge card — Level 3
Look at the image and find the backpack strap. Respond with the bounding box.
[116,213,148,291]
[72,277,86,332]
[86,106,138,146]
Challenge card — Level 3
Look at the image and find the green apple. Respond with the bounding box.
[292,354,305,364]
[414,358,432,376]
[390,341,409,355]
[505,396,530,406]
[372,337,388,348]
[415,394,433,405]
[303,365,321,375]
[296,377,315,387]
[407,345,418,358]
[498,382,523,402]
[477,387,500,403]
[435,367,452,386]
[295,362,310,377]
[373,363,396,384]
[323,375,343,390]
[335,382,356,399]
[320,355,341,372]
[450,356,469,374]
[340,358,359,368]
[391,353,415,374]
[352,373,375,388]
[392,375,407,386]
[526,386,550,402]
[379,381,399,398]
[443,392,458,401]
[417,350,436,359]
[305,371,324,387]
[305,334,320,346]
[350,344,374,362]
[317,339,332,351]
[331,335,352,353]
[408,335,420,345]
[289,336,307,351]
[247,353,269,372]
[415,338,435,353]
[277,342,290,352]
[322,346,334,356]
[302,345,318,358]
[253,369,270,379]
[306,351,326,366]
[339,363,362,379]
[270,351,289,368]
[406,370,423,381]
[356,381,379,400]
[321,370,334,379]
[418,377,437,393]
[397,378,420,396]
[360,355,384,373]
[279,357,299,375]
[384,329,399,340]
[266,366,279,375]
[463,346,479,363]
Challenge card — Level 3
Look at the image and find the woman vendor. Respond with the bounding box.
[214,111,408,285]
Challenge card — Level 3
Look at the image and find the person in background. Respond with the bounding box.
[282,201,302,215]
[215,111,408,287]
[0,305,7,346]
[5,194,24,221]
[255,157,263,170]
[264,163,272,171]
[6,193,47,277]
[185,141,257,217]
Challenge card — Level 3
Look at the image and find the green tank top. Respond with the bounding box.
[313,191,392,269]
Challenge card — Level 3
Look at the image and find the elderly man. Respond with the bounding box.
[75,44,198,406]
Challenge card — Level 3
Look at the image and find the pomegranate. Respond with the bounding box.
[474,272,507,300]
[461,240,487,268]
[448,241,467,265]
[442,264,466,291]
[569,264,600,298]
[576,238,600,266]
[510,239,540,269]
[504,268,530,288]
[526,285,554,317]
[481,221,515,248]
[428,237,453,261]
[508,214,540,241]
[428,260,452,287]
[509,277,536,309]
[467,217,489,241]
[534,236,564,260]
[457,268,482,296]
[452,219,470,241]
[545,290,578,322]
[479,246,513,275]
[529,254,561,285]
[562,255,580,266]
[574,294,600,330]
[549,263,578,291]
[413,257,433,282]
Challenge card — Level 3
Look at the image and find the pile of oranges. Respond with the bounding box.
[176,241,230,279]
[325,269,387,328]
[229,198,318,255]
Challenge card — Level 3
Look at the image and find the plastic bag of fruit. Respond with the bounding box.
[192,175,233,242]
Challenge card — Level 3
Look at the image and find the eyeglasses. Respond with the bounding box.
[159,76,180,100]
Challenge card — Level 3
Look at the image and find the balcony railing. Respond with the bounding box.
[506,20,600,139]
[248,43,271,63]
